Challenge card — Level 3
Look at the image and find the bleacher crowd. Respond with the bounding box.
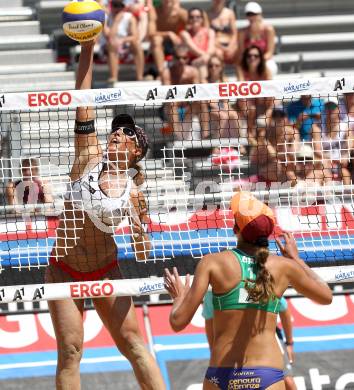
[93,0,354,189]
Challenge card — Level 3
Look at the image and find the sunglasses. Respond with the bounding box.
[111,127,139,145]
[247,54,260,59]
[112,3,124,8]
[246,12,258,17]
[189,14,202,19]
[175,55,188,61]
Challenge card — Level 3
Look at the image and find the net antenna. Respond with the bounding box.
[0,77,354,302]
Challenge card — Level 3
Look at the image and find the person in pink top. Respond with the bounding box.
[236,45,273,142]
[238,2,277,76]
[180,8,215,82]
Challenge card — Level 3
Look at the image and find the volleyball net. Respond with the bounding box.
[0,76,354,302]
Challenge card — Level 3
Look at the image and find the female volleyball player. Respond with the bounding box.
[164,191,332,390]
[45,40,165,389]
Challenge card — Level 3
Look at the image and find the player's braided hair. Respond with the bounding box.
[245,237,275,304]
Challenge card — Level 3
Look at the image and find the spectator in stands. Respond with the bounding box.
[200,55,240,139]
[344,93,354,131]
[180,8,216,83]
[207,0,238,63]
[236,45,272,142]
[248,110,297,186]
[286,95,324,142]
[6,158,53,206]
[313,98,352,185]
[106,0,144,83]
[238,2,277,76]
[293,143,326,187]
[162,45,200,140]
[148,0,188,77]
[124,0,149,42]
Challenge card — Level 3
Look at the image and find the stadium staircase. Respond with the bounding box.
[0,0,75,93]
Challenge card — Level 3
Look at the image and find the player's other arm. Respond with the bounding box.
[276,233,332,304]
[164,255,212,331]
[130,191,151,261]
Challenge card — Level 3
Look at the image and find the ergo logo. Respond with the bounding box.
[28,92,72,107]
[70,282,114,298]
[219,82,262,97]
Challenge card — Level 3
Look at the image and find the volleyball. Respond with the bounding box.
[62,0,105,42]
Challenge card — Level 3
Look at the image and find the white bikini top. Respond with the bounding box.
[66,159,133,231]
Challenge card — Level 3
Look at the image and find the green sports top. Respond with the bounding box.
[212,249,281,314]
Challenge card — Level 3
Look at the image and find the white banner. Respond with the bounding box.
[0,266,353,303]
[0,76,352,111]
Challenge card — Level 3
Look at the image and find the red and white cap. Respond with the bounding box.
[230,191,274,245]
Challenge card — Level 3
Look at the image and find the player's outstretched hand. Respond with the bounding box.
[164,267,190,300]
[275,232,299,261]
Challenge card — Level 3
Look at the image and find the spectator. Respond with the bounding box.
[248,110,297,186]
[207,0,238,63]
[200,55,240,139]
[344,93,354,131]
[293,143,325,187]
[162,45,200,140]
[236,45,272,140]
[148,0,187,77]
[238,2,277,76]
[106,0,144,82]
[286,95,323,142]
[123,0,149,42]
[6,158,53,206]
[180,8,216,83]
[313,98,352,185]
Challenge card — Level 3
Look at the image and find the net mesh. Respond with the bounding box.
[0,79,354,299]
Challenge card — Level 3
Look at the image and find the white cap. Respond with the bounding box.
[245,2,263,15]
[296,143,314,159]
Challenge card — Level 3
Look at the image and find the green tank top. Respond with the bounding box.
[212,249,281,314]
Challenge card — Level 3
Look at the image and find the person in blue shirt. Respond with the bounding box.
[287,95,324,141]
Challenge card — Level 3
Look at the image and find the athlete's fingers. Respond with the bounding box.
[185,273,191,287]
[275,237,284,253]
[173,266,180,281]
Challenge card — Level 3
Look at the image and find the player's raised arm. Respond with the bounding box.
[72,41,102,180]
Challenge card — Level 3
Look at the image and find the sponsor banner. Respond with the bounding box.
[0,307,146,354]
[0,77,353,111]
[0,276,168,303]
[2,296,354,355]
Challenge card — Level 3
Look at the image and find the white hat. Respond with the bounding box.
[296,143,314,160]
[245,2,263,15]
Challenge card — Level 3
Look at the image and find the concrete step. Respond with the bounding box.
[279,32,354,53]
[301,49,354,70]
[0,62,66,75]
[0,20,39,35]
[0,71,75,85]
[0,49,55,65]
[237,14,354,35]
[0,7,33,22]
[235,0,354,17]
[0,34,50,50]
[0,0,23,7]
[1,80,75,92]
